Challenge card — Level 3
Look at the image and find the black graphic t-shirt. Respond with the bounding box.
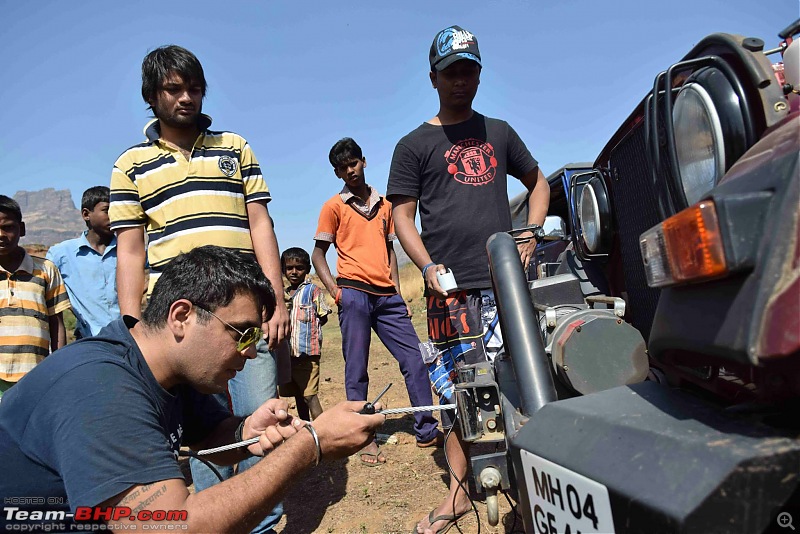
[387,112,538,289]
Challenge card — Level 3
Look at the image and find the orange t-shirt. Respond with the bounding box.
[315,193,396,294]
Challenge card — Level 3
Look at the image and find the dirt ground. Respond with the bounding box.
[272,309,523,534]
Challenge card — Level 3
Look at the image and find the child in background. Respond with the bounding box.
[312,137,442,466]
[279,247,330,420]
[47,186,120,339]
[0,195,70,398]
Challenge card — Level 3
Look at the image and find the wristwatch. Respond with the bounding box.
[530,225,545,241]
[235,415,249,442]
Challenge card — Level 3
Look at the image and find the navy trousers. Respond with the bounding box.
[338,288,439,442]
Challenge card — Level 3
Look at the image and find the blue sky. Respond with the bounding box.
[1,0,795,251]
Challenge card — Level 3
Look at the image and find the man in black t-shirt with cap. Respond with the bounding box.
[387,24,550,534]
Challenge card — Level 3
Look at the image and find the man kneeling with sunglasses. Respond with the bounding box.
[0,246,385,532]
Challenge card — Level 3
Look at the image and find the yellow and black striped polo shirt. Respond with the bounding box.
[109,116,270,285]
[0,252,71,382]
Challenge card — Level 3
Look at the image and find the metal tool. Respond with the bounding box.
[196,397,455,456]
[359,383,393,414]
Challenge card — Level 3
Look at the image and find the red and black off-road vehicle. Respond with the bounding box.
[460,19,800,534]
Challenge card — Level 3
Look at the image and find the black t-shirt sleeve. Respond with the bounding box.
[387,141,422,200]
[24,364,184,511]
[180,387,232,445]
[505,122,539,179]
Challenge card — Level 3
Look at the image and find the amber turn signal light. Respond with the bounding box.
[640,201,728,288]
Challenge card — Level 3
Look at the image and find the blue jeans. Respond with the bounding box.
[189,338,283,533]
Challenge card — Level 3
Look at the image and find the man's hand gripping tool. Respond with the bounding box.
[359,383,392,414]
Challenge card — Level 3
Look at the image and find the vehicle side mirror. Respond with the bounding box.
[542,215,567,241]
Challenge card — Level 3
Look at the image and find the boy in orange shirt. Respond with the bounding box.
[312,138,441,465]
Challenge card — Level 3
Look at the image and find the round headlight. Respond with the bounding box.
[572,174,612,258]
[579,183,601,253]
[672,81,725,205]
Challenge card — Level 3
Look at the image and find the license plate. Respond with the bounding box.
[520,450,616,533]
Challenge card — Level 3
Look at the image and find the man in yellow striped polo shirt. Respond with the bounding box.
[0,195,70,398]
[109,45,289,533]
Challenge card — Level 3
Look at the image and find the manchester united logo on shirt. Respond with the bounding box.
[218,155,238,177]
[445,139,498,186]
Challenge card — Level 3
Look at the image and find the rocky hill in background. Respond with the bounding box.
[14,189,84,247]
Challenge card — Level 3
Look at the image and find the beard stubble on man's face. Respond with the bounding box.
[151,88,203,129]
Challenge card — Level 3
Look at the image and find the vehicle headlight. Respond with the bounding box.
[673,82,725,205]
[670,67,747,208]
[570,172,612,258]
[579,182,601,253]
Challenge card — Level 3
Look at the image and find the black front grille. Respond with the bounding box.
[608,125,664,340]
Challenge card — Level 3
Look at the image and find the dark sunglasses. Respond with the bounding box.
[195,305,262,352]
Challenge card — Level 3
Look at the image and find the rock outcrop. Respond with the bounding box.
[14,189,84,247]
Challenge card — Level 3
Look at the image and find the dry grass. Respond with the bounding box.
[397,263,425,310]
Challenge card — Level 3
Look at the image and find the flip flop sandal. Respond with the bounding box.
[417,509,468,534]
[358,447,386,467]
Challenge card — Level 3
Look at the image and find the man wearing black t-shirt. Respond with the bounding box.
[387,25,550,534]
[0,246,384,532]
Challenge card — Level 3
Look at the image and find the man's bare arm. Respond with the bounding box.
[186,399,303,465]
[517,167,551,269]
[388,244,412,317]
[388,243,400,290]
[246,201,290,350]
[103,401,385,532]
[48,313,66,351]
[311,241,339,301]
[106,434,315,533]
[115,227,147,318]
[522,166,550,229]
[391,196,446,298]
